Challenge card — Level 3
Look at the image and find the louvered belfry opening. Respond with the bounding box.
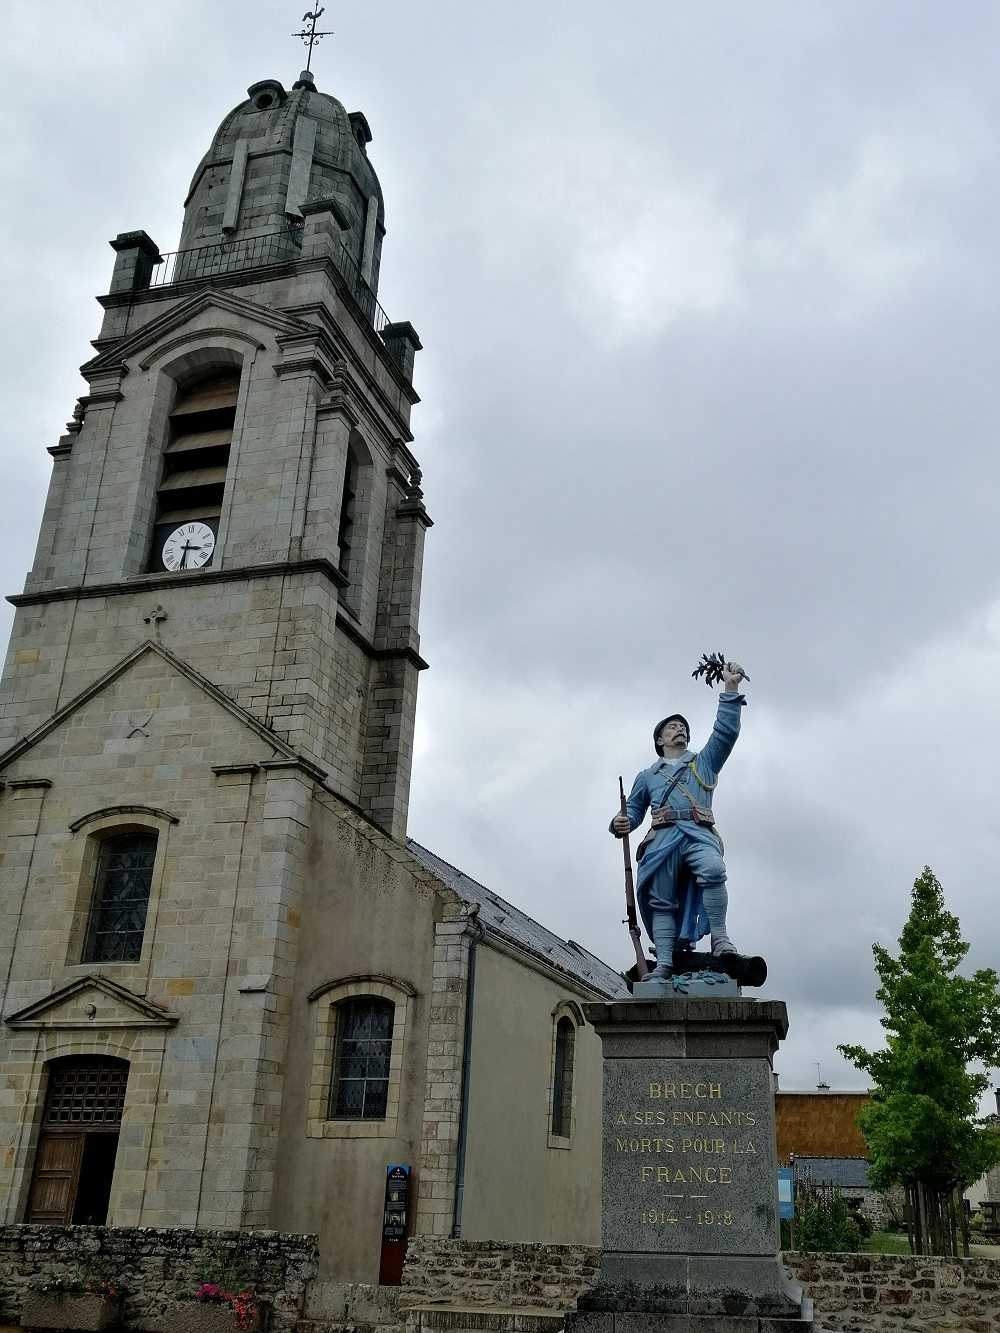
[25,1057,129,1225]
[148,369,239,571]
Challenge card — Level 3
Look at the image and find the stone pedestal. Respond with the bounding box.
[567,998,811,1332]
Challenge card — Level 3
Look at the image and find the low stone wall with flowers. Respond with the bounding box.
[0,1224,318,1332]
[785,1251,1000,1332]
[400,1238,600,1310]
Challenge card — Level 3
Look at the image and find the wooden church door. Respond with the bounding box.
[26,1057,128,1224]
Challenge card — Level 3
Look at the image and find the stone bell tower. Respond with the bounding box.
[0,67,433,1240]
[0,67,428,839]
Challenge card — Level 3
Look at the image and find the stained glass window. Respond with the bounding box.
[83,833,157,963]
[329,998,394,1120]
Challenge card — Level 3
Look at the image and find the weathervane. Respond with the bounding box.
[293,8,333,72]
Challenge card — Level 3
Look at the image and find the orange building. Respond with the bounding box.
[775,1090,870,1164]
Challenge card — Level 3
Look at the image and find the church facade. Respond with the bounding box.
[0,68,623,1280]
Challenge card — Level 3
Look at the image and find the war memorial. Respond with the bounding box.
[561,657,812,1330]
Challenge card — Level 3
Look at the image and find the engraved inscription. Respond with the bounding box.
[602,1058,777,1255]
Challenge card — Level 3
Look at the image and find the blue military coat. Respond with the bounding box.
[616,692,746,944]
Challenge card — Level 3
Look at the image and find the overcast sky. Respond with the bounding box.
[3,1,1000,1100]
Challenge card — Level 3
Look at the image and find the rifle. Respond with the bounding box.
[619,776,649,977]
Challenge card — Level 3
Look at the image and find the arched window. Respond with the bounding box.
[550,1015,576,1141]
[148,369,239,571]
[329,997,394,1120]
[306,975,412,1140]
[83,832,158,963]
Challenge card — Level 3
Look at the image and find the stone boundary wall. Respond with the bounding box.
[401,1239,599,1310]
[402,1239,1000,1332]
[784,1251,1000,1332]
[0,1224,318,1332]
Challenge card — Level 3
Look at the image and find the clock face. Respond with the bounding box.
[160,522,216,572]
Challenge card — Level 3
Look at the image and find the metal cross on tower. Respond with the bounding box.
[293,7,333,72]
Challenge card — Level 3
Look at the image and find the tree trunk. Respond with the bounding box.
[916,1182,928,1255]
[908,1184,920,1255]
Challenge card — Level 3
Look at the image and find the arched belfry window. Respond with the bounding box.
[337,450,358,577]
[335,430,373,609]
[329,996,394,1120]
[148,369,239,571]
[83,832,157,963]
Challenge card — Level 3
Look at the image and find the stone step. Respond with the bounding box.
[405,1306,565,1333]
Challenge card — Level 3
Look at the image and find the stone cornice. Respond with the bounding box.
[260,756,329,783]
[285,280,420,409]
[397,499,433,530]
[335,609,428,671]
[295,300,416,442]
[5,974,177,1030]
[8,557,349,609]
[5,565,424,669]
[273,324,341,383]
[92,256,419,408]
[95,259,299,314]
[85,288,307,377]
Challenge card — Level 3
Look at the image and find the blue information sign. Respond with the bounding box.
[777,1167,794,1220]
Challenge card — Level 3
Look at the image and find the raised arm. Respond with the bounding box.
[696,661,748,777]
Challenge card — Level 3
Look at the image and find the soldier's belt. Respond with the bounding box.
[650,805,715,829]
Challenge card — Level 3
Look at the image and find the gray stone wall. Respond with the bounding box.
[784,1251,1000,1332]
[401,1239,600,1310]
[401,1240,1000,1333]
[0,1224,317,1332]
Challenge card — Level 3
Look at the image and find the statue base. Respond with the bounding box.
[626,950,767,992]
[565,998,812,1331]
[633,973,740,999]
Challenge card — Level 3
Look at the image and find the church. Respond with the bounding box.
[0,62,624,1281]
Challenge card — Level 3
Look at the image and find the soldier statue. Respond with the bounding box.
[611,661,748,983]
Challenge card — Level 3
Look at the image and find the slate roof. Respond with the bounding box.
[406,839,629,1001]
[794,1156,871,1190]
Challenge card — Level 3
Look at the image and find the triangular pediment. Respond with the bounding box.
[0,639,309,774]
[82,289,310,378]
[5,975,177,1030]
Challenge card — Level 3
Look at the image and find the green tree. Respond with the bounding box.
[839,867,1000,1256]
